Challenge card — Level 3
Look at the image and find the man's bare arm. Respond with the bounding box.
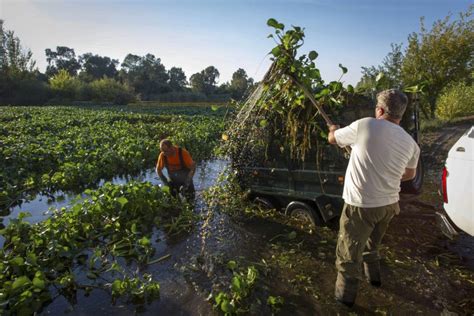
[328,124,340,145]
[401,168,416,181]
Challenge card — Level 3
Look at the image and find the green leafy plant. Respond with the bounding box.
[223,18,352,172]
[0,181,194,314]
[212,261,259,315]
[435,81,474,121]
[0,106,224,209]
[267,295,284,313]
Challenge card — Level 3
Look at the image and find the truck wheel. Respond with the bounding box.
[286,201,322,227]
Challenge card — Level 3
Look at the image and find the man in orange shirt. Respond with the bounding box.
[155,139,196,200]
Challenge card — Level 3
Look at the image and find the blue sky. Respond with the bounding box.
[1,0,471,85]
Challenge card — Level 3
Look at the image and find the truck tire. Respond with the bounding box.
[286,201,322,227]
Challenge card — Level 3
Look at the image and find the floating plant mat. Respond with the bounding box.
[0,182,196,315]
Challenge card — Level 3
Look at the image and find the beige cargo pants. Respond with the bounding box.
[335,202,399,302]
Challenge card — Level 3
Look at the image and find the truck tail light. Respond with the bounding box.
[442,166,448,203]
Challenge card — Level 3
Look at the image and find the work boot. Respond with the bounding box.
[334,273,359,308]
[364,261,381,287]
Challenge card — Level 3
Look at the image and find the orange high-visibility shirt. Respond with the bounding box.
[156,146,194,172]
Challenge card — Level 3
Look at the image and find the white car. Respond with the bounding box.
[437,126,474,238]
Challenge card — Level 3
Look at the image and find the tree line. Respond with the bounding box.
[1,4,472,119]
[0,20,254,105]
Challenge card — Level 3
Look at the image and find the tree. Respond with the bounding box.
[0,20,36,74]
[119,53,170,99]
[402,5,474,118]
[0,20,48,105]
[189,72,205,94]
[45,46,81,77]
[229,68,253,100]
[202,66,220,87]
[190,66,220,95]
[356,43,404,98]
[381,43,404,88]
[168,67,187,91]
[49,69,81,99]
[78,53,118,81]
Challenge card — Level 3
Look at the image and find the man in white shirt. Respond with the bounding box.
[327,89,420,307]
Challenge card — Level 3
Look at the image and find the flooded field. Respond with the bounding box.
[1,121,474,315]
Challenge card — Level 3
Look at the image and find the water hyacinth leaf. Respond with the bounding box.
[221,300,233,313]
[267,18,278,28]
[267,18,284,30]
[112,279,122,295]
[231,276,242,292]
[316,88,330,98]
[338,63,348,74]
[9,257,25,267]
[12,276,31,291]
[161,185,170,194]
[271,46,281,57]
[116,196,128,208]
[308,50,318,60]
[139,236,151,246]
[32,277,46,290]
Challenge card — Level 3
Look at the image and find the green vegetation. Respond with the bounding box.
[0,181,194,315]
[212,262,259,315]
[223,18,353,168]
[357,5,473,121]
[0,106,223,209]
[435,81,474,121]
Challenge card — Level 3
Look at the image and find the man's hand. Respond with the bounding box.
[156,168,171,186]
[328,124,340,145]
